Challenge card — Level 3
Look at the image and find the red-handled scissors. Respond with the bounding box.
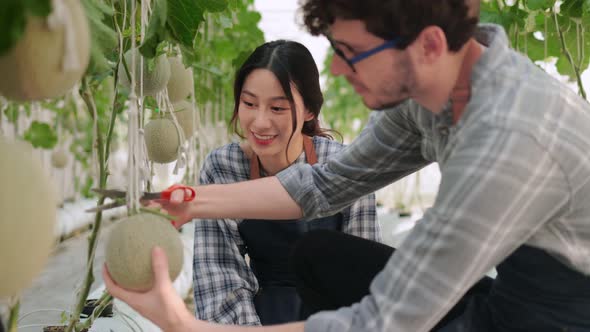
[86,184,196,213]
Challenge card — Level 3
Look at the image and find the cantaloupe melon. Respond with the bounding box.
[166,100,196,139]
[0,0,90,101]
[105,213,183,291]
[166,57,193,103]
[51,149,68,169]
[118,49,171,96]
[0,138,57,297]
[144,118,180,163]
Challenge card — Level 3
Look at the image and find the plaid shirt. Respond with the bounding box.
[276,25,590,332]
[193,136,379,325]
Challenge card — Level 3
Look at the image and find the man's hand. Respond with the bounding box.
[103,246,195,331]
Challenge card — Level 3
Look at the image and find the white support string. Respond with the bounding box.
[157,91,187,175]
[47,0,81,72]
[126,0,140,213]
[189,89,202,185]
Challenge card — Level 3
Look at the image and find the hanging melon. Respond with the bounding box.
[118,49,171,96]
[0,138,57,297]
[0,0,91,101]
[166,100,196,139]
[144,118,180,163]
[166,57,194,103]
[105,213,183,291]
[51,149,69,169]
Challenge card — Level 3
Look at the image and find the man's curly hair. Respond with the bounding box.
[299,0,480,52]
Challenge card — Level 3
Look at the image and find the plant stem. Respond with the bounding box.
[77,293,113,331]
[65,74,120,332]
[7,300,19,332]
[552,9,587,99]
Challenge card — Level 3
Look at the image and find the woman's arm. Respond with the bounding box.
[104,247,304,332]
[190,176,302,220]
[165,107,428,226]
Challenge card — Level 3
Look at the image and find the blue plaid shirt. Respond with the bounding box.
[193,136,379,324]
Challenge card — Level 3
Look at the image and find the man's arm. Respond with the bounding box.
[304,126,570,332]
[276,107,430,220]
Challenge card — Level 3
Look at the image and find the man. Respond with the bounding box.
[104,0,590,331]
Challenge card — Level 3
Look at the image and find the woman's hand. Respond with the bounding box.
[144,186,197,228]
[103,246,196,332]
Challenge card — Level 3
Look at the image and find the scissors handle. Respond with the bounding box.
[161,184,196,202]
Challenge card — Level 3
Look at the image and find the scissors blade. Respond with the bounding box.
[140,192,163,200]
[85,200,125,213]
[91,188,127,198]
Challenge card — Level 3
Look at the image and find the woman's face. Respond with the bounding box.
[238,68,313,159]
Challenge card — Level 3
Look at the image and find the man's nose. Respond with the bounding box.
[330,55,354,76]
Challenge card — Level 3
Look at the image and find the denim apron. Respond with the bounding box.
[438,245,590,332]
[238,136,344,325]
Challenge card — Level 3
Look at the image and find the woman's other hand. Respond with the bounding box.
[103,246,195,331]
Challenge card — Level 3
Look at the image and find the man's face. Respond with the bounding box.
[329,19,416,110]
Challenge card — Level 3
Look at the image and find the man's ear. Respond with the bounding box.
[411,26,448,65]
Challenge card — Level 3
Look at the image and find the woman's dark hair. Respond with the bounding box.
[300,0,480,52]
[230,40,336,141]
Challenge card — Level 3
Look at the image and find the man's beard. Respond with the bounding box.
[366,83,411,111]
[368,58,414,111]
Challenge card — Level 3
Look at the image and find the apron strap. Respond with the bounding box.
[302,135,317,165]
[250,136,317,179]
[450,40,483,125]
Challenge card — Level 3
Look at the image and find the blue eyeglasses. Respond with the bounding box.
[328,37,401,72]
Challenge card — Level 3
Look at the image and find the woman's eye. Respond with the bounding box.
[241,100,255,107]
[271,106,288,112]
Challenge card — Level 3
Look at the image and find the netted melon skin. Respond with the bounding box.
[166,57,193,103]
[105,213,183,291]
[118,49,171,96]
[144,118,180,163]
[0,139,57,297]
[0,0,90,101]
[166,100,196,139]
[51,150,68,169]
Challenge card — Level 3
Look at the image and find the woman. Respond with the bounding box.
[192,40,380,325]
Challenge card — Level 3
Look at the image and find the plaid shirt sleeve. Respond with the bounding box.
[314,137,380,242]
[193,145,261,325]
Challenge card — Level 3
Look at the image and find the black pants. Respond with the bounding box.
[290,230,494,330]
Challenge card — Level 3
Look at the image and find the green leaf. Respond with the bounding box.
[0,3,27,56]
[166,0,205,47]
[231,49,252,69]
[81,0,118,75]
[197,0,229,13]
[527,0,555,10]
[0,0,52,56]
[140,0,168,58]
[23,0,51,16]
[3,104,20,124]
[561,0,584,18]
[23,121,58,149]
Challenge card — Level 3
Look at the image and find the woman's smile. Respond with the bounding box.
[251,131,278,146]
